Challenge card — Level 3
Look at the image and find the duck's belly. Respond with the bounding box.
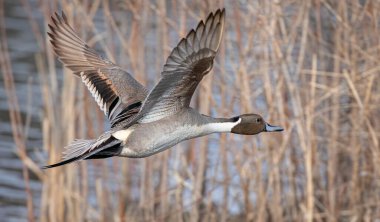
[114,122,206,158]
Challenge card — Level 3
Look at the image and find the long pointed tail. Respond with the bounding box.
[42,136,122,169]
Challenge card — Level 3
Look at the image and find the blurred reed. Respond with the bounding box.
[1,0,380,221]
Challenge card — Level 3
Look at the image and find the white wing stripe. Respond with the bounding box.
[81,73,107,115]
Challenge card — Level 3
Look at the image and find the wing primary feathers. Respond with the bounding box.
[133,8,226,124]
[48,11,147,123]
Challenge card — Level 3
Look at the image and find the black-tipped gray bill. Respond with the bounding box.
[265,123,283,132]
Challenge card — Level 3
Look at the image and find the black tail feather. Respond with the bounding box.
[42,136,122,169]
[41,155,83,169]
[85,142,122,159]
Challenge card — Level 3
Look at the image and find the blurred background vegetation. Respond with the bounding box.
[1,0,379,221]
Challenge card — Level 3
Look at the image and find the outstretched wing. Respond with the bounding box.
[135,9,225,123]
[48,12,147,122]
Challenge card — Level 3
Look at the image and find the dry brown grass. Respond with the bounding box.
[2,0,380,221]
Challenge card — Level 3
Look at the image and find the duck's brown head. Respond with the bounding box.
[231,114,283,135]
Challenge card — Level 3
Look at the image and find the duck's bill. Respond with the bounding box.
[265,123,284,132]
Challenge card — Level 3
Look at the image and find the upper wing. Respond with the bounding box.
[136,9,225,123]
[48,12,147,122]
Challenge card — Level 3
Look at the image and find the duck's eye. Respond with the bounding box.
[256,118,261,123]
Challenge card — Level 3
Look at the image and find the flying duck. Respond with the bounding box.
[43,9,283,169]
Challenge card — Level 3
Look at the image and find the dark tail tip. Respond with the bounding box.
[41,156,81,169]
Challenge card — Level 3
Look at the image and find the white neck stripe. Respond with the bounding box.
[203,117,241,133]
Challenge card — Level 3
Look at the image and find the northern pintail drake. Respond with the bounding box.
[43,9,283,169]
